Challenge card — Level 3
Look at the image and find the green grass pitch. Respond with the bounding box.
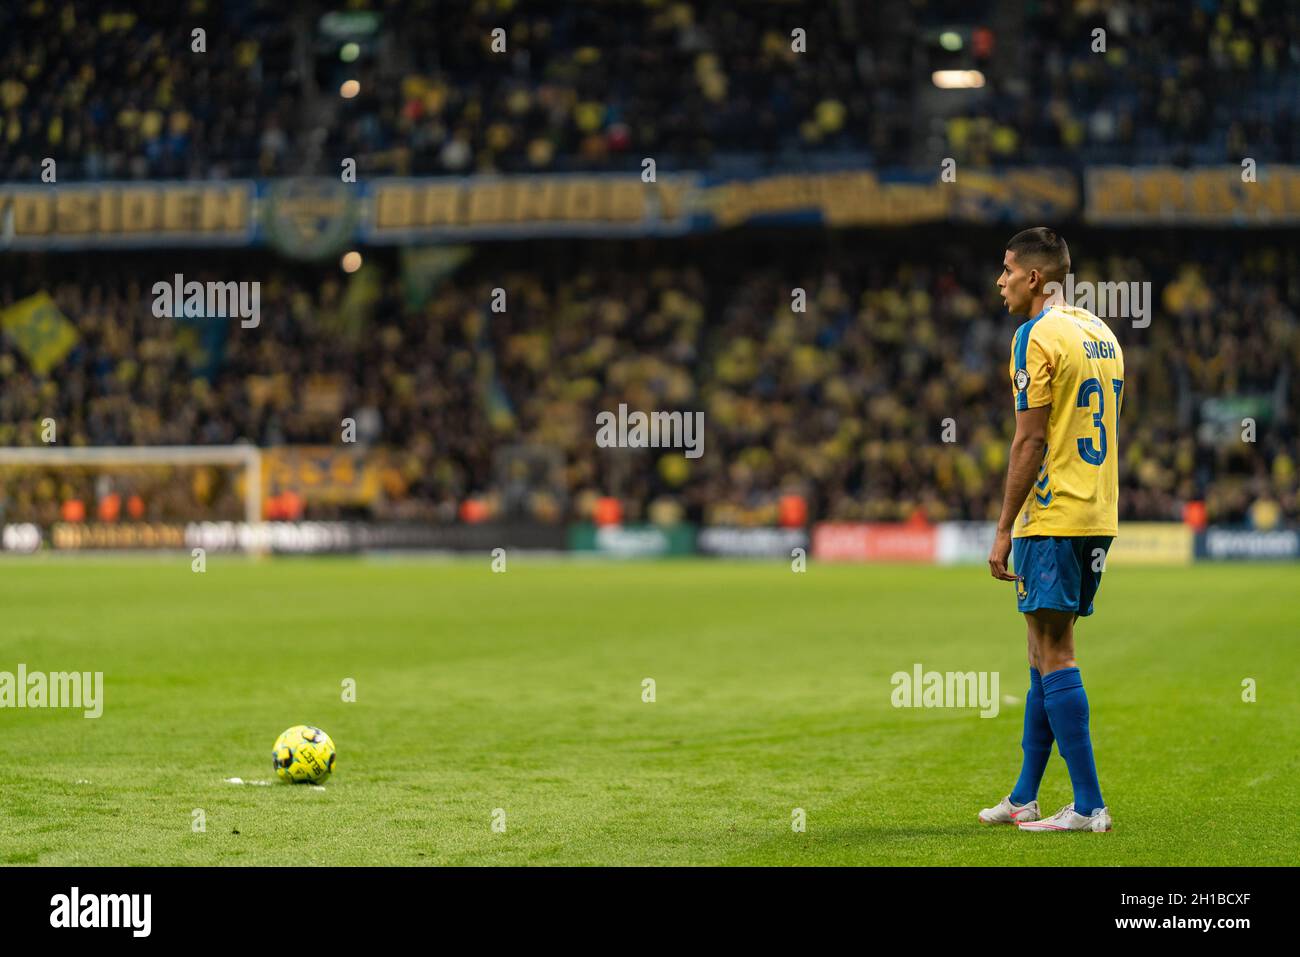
[1,556,1295,866]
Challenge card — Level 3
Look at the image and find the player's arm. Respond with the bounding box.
[988,404,1050,581]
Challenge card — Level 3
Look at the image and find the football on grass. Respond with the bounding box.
[272,725,336,784]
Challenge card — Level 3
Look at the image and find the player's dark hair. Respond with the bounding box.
[1006,227,1070,285]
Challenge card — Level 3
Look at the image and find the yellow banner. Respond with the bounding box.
[370,176,683,233]
[0,292,79,375]
[1086,166,1300,224]
[0,182,254,245]
[1108,523,1193,565]
[262,446,382,506]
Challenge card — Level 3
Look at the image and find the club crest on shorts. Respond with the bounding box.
[1016,576,1027,600]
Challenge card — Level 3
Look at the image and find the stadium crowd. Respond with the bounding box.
[2,0,1296,181]
[0,231,1295,529]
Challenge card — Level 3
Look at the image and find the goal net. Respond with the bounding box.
[0,445,262,551]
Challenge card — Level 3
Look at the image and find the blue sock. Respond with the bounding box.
[1009,668,1053,806]
[1041,667,1104,815]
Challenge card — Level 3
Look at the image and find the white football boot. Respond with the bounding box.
[978,795,1041,825]
[1017,803,1112,832]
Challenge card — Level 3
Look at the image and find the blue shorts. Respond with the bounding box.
[1012,535,1114,617]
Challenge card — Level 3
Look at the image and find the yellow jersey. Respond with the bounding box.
[1008,304,1124,537]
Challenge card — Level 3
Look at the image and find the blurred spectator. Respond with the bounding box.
[3,0,1295,181]
[1,229,1296,527]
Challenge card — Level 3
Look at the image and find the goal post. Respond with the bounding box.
[0,444,263,525]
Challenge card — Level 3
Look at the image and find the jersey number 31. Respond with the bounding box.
[1076,377,1124,466]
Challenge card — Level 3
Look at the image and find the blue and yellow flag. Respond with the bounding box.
[1,292,79,375]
